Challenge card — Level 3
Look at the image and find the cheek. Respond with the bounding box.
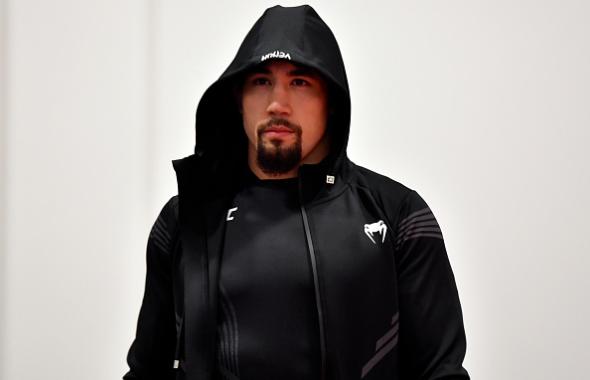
[242,117,257,145]
[300,93,328,119]
[302,101,328,139]
[241,98,262,143]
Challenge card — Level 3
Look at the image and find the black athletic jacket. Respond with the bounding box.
[123,5,469,380]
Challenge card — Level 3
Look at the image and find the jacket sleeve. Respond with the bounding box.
[394,190,470,380]
[123,196,179,380]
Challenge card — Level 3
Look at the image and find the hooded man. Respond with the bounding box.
[124,5,470,380]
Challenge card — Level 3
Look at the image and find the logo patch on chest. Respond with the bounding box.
[364,220,387,244]
[226,207,238,221]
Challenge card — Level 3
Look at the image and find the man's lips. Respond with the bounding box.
[262,125,295,136]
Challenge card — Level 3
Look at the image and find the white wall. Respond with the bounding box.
[0,0,7,375]
[1,1,589,379]
[2,1,152,379]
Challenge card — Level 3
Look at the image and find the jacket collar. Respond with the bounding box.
[174,150,352,205]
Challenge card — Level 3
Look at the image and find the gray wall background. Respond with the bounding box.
[1,0,588,379]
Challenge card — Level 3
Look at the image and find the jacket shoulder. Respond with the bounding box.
[349,162,430,228]
[350,163,413,198]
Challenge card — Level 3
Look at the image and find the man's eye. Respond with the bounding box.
[292,78,309,86]
[252,77,270,85]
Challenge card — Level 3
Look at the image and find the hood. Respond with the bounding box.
[193,4,351,180]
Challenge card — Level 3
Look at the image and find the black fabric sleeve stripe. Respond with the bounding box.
[397,213,438,234]
[398,206,434,228]
[395,205,443,249]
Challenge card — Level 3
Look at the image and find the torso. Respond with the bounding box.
[216,168,320,379]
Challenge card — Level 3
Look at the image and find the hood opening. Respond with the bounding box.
[192,5,351,179]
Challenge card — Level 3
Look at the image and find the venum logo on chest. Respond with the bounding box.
[364,220,387,244]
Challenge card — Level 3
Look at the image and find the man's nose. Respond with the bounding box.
[266,83,291,115]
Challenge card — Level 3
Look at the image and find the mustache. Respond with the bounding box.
[257,117,302,134]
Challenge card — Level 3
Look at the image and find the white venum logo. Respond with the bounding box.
[261,50,291,61]
[364,220,387,244]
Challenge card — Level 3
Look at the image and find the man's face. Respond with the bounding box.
[240,59,330,177]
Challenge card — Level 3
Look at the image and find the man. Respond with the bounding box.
[124,5,470,380]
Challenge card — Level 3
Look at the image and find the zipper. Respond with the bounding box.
[173,314,184,370]
[298,177,328,380]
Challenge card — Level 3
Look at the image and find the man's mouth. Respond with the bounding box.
[262,124,295,136]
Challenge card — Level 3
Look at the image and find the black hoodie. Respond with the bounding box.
[124,5,470,380]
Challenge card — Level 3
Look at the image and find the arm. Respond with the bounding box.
[394,190,470,380]
[123,196,179,380]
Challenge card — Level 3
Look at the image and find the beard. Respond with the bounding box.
[256,117,302,176]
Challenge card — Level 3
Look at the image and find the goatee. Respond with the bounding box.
[256,117,302,176]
